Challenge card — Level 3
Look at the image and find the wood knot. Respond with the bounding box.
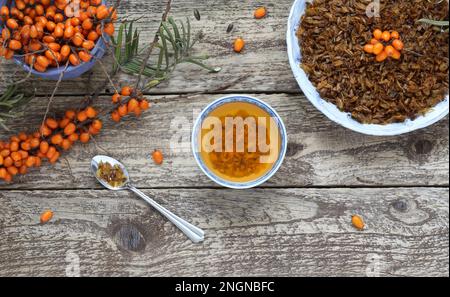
[413,139,433,155]
[286,142,304,157]
[391,199,408,212]
[389,199,430,225]
[113,224,146,252]
[405,138,434,163]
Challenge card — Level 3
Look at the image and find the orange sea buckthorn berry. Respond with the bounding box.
[111,111,121,122]
[127,98,139,112]
[61,45,71,57]
[352,215,365,230]
[68,133,79,142]
[233,37,245,53]
[7,166,18,176]
[77,111,88,122]
[45,118,58,130]
[40,210,54,224]
[0,6,9,16]
[87,30,99,41]
[140,100,150,110]
[96,5,109,20]
[85,106,97,118]
[54,13,64,23]
[16,0,26,10]
[25,156,35,168]
[1,28,11,40]
[36,55,50,68]
[92,119,102,131]
[384,45,395,57]
[69,53,80,66]
[46,146,56,159]
[391,49,401,60]
[53,25,64,38]
[372,42,384,55]
[112,93,121,103]
[103,23,115,36]
[376,50,388,62]
[71,18,80,27]
[43,35,56,43]
[392,39,404,51]
[19,165,28,175]
[121,86,132,96]
[49,151,60,164]
[39,141,49,154]
[59,118,70,129]
[18,132,27,141]
[61,139,72,151]
[370,38,379,45]
[9,40,22,51]
[82,40,95,50]
[78,50,92,62]
[118,104,128,116]
[72,33,84,47]
[134,106,142,117]
[152,150,164,165]
[64,122,76,136]
[34,156,42,167]
[24,15,34,25]
[254,7,267,19]
[6,19,19,30]
[89,126,100,135]
[21,142,31,151]
[51,134,63,145]
[391,31,400,40]
[79,132,90,143]
[65,109,76,120]
[363,44,374,54]
[33,63,48,73]
[373,29,382,40]
[381,31,391,42]
[47,42,61,52]
[64,25,75,39]
[82,18,93,30]
[9,143,18,154]
[30,138,40,149]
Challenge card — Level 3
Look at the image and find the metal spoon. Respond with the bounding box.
[91,155,204,243]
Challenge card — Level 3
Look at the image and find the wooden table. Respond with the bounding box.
[0,0,448,277]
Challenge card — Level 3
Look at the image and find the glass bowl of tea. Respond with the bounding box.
[192,95,288,189]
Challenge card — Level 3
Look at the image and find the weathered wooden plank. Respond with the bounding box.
[0,187,447,277]
[1,93,448,189]
[0,0,298,95]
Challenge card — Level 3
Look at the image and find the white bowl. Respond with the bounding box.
[287,0,449,136]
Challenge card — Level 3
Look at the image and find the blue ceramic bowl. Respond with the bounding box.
[0,0,107,80]
[192,95,288,189]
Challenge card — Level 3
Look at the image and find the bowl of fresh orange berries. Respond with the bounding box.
[0,0,116,80]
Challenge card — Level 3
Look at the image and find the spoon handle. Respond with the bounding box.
[127,185,205,243]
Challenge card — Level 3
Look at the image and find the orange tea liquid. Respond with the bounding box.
[200,102,281,183]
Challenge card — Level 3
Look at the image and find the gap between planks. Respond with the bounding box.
[0,185,449,192]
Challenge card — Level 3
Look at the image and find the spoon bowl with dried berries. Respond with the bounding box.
[91,155,205,243]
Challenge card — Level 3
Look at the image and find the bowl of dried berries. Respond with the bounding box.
[287,0,449,136]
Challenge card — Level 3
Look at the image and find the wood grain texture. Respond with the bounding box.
[0,0,448,278]
[0,187,447,277]
[0,0,298,95]
[0,93,448,189]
